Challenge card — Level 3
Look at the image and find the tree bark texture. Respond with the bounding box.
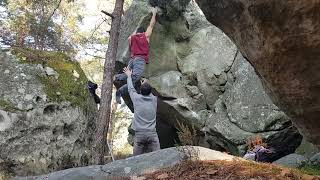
[92,0,124,165]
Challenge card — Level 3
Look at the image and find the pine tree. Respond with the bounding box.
[92,0,124,165]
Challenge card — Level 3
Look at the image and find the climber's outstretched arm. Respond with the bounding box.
[145,7,157,42]
[124,67,137,101]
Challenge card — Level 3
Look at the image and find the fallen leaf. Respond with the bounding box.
[206,170,218,175]
[157,173,169,179]
[302,175,320,180]
[279,169,291,177]
[131,176,146,180]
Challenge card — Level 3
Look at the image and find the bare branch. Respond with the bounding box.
[47,0,63,26]
[88,18,108,40]
[101,10,114,19]
[85,52,105,59]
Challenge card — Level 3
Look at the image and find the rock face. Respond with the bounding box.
[0,49,97,176]
[273,153,307,168]
[295,138,319,159]
[17,146,237,180]
[310,153,320,166]
[115,0,302,160]
[195,0,320,146]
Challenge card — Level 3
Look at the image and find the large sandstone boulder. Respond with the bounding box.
[195,0,320,146]
[273,153,308,168]
[115,0,302,160]
[16,146,237,180]
[310,153,320,166]
[0,49,97,176]
[296,138,319,159]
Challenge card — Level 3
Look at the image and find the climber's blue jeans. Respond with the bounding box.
[115,57,145,97]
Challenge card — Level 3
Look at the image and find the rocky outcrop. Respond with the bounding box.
[195,0,320,146]
[16,146,237,180]
[296,138,319,159]
[0,49,97,176]
[273,154,307,168]
[115,0,302,160]
[310,153,320,166]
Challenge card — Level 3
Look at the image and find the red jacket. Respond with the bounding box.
[130,33,149,64]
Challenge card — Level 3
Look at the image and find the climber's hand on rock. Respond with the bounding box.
[123,67,132,77]
[151,7,157,15]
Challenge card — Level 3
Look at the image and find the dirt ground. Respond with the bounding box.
[137,160,320,180]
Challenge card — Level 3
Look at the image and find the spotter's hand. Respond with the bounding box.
[123,67,132,77]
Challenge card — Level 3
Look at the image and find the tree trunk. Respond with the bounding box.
[108,102,118,148]
[92,0,124,165]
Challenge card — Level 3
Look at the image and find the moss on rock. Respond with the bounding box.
[0,100,21,112]
[11,48,89,109]
[299,164,320,176]
[295,139,319,159]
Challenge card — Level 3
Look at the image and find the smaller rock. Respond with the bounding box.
[45,67,59,78]
[227,72,235,83]
[57,135,63,140]
[26,75,32,80]
[36,64,44,70]
[218,72,228,85]
[310,153,320,166]
[26,104,33,110]
[17,103,23,110]
[24,94,33,101]
[124,167,131,174]
[177,98,191,109]
[56,92,61,96]
[39,158,46,164]
[186,85,200,96]
[42,95,48,102]
[273,154,307,168]
[20,73,26,77]
[18,157,25,163]
[4,70,10,74]
[18,88,25,94]
[26,112,33,119]
[73,70,80,79]
[0,110,12,131]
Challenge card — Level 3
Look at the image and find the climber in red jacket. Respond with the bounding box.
[114,7,158,104]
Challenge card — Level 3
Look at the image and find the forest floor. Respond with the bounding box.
[128,160,320,180]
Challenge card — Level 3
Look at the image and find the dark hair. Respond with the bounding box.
[136,27,146,33]
[140,82,152,96]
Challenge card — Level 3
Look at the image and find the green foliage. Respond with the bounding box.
[0,99,20,112]
[2,0,84,51]
[0,173,10,180]
[175,121,200,161]
[12,48,89,108]
[176,121,199,146]
[298,164,320,176]
[113,143,132,160]
[80,59,104,84]
[0,0,8,5]
[109,106,133,157]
